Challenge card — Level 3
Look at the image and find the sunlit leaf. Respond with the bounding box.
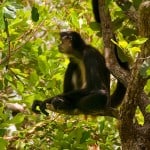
[130,47,141,52]
[8,113,25,124]
[0,41,4,48]
[0,138,8,150]
[135,108,144,125]
[70,10,79,28]
[118,40,128,49]
[10,68,21,74]
[10,68,28,77]
[38,55,49,75]
[52,73,63,80]
[4,74,13,82]
[3,6,16,19]
[146,104,150,113]
[23,94,35,105]
[144,79,150,95]
[129,38,148,46]
[29,71,39,86]
[17,81,24,93]
[146,69,150,76]
[0,7,5,29]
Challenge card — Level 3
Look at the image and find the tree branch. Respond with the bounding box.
[98,0,130,86]
[44,103,120,119]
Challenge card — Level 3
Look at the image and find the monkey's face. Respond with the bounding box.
[59,31,84,59]
[59,32,74,55]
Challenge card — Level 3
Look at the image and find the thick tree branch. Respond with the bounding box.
[98,0,130,86]
[45,104,119,119]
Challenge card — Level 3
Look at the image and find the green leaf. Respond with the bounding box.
[144,79,150,95]
[140,60,150,78]
[23,94,35,105]
[0,8,5,29]
[17,81,24,93]
[0,129,6,137]
[3,2,23,19]
[99,120,105,134]
[121,28,136,37]
[29,71,39,86]
[0,138,8,150]
[118,40,128,49]
[10,68,28,77]
[0,80,3,90]
[52,73,62,81]
[146,69,150,76]
[31,7,39,22]
[133,0,142,9]
[38,55,49,75]
[146,105,150,113]
[0,41,4,49]
[129,47,141,58]
[129,38,148,46]
[3,6,16,19]
[70,10,79,28]
[10,68,21,74]
[80,131,90,143]
[4,74,13,82]
[8,113,25,124]
[89,22,100,31]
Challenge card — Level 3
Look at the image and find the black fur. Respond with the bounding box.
[92,0,101,23]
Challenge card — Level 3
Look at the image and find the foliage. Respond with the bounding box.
[10,116,120,150]
[0,0,149,149]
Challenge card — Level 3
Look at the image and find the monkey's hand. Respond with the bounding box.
[32,100,49,116]
[50,97,68,110]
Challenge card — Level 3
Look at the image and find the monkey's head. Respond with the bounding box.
[59,31,85,58]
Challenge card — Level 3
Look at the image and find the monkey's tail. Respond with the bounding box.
[92,0,101,23]
[110,81,126,108]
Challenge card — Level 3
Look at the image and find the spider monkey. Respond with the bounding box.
[32,0,129,115]
[32,31,127,115]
